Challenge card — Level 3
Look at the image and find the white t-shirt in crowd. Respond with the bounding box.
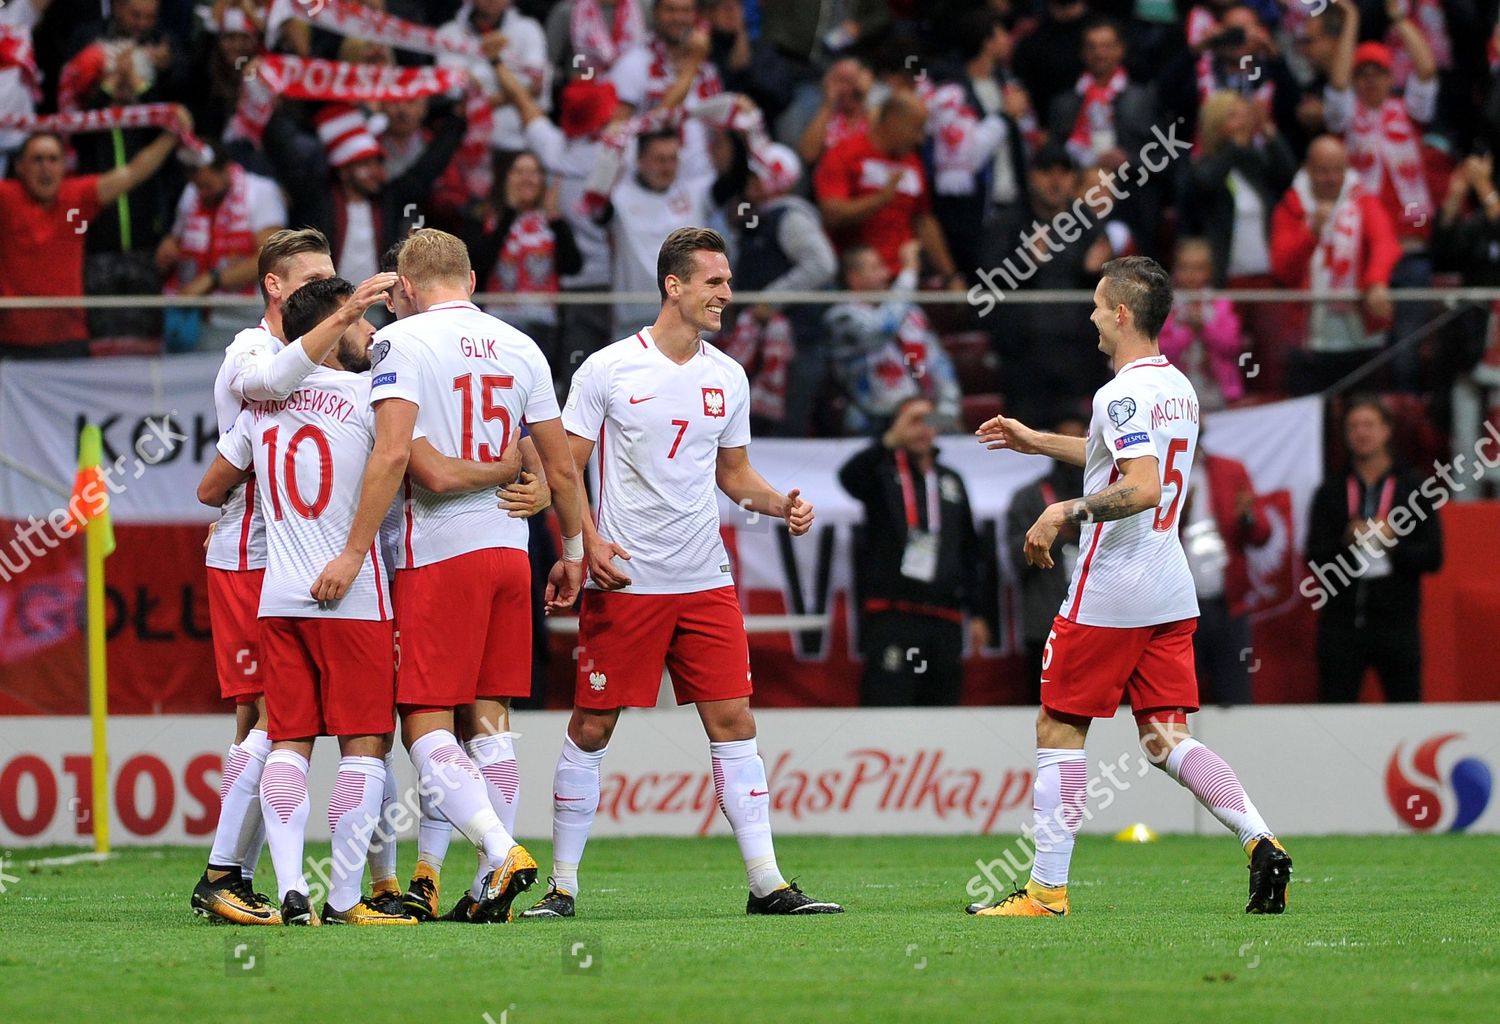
[562,327,751,595]
[369,300,559,567]
[1060,354,1201,628]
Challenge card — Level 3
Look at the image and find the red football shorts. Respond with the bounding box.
[206,567,264,702]
[394,547,532,708]
[574,586,753,710]
[261,616,395,740]
[1040,615,1199,719]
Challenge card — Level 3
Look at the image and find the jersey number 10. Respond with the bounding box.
[261,424,333,521]
[453,373,514,461]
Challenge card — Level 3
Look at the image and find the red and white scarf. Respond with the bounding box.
[0,103,210,160]
[1292,167,1365,293]
[261,2,493,197]
[0,24,41,101]
[490,209,558,295]
[582,91,770,213]
[1068,67,1126,161]
[1387,0,1451,85]
[1347,97,1431,232]
[570,0,645,72]
[720,310,794,423]
[171,163,257,294]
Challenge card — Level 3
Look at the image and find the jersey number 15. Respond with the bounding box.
[453,373,514,461]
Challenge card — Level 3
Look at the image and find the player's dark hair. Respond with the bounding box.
[258,227,332,303]
[656,226,726,302]
[380,240,405,274]
[282,276,353,343]
[1100,256,1173,340]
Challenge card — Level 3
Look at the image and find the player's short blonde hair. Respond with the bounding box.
[257,227,331,302]
[398,228,472,289]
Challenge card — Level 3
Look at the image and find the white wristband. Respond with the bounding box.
[562,532,584,562]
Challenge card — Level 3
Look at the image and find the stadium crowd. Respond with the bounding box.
[1,0,1497,430]
[0,1,1490,709]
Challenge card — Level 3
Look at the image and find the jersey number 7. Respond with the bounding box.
[453,373,514,461]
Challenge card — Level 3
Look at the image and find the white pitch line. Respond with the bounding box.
[24,852,113,867]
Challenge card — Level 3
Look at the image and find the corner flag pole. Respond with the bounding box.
[75,424,114,854]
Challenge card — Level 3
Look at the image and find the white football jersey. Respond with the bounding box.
[368,300,559,568]
[563,328,751,595]
[218,367,391,621]
[208,320,275,571]
[1060,354,1201,628]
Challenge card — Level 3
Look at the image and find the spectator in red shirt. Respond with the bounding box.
[1270,135,1402,393]
[797,57,872,169]
[0,114,188,358]
[813,91,964,290]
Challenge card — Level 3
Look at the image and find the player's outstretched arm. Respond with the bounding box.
[311,398,417,602]
[238,273,399,402]
[196,454,249,508]
[528,418,587,611]
[975,415,1087,467]
[1022,455,1162,569]
[715,446,815,536]
[406,429,522,494]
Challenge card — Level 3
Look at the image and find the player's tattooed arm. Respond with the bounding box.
[1024,456,1161,568]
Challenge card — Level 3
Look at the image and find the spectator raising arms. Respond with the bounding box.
[0,109,191,358]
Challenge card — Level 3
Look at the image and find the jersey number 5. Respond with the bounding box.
[1153,437,1189,532]
[453,373,514,461]
[261,424,333,521]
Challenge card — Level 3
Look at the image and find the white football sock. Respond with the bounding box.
[327,756,385,914]
[365,750,399,887]
[416,784,454,871]
[409,730,514,897]
[237,729,271,883]
[208,729,268,874]
[1166,738,1272,848]
[259,749,311,901]
[550,734,605,896]
[467,732,521,836]
[1028,748,1088,888]
[711,738,786,898]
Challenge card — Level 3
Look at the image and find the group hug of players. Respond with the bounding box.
[191,225,1291,927]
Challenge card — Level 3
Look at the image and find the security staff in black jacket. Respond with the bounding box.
[838,397,990,706]
[1306,397,1443,702]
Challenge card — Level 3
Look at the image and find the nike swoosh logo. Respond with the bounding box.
[748,789,769,797]
[628,395,656,404]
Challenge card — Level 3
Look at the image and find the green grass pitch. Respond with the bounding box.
[3,835,1497,1023]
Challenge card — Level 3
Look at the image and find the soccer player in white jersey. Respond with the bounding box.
[193,228,399,924]
[969,257,1291,917]
[522,227,843,919]
[197,277,417,926]
[312,229,587,924]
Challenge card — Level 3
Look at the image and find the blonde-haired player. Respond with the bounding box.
[314,229,586,923]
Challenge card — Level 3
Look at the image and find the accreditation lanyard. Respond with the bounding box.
[1347,475,1396,520]
[895,449,941,537]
